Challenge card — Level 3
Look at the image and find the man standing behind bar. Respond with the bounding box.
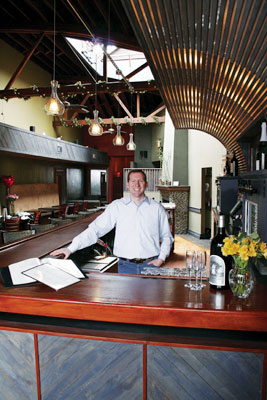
[50,170,173,275]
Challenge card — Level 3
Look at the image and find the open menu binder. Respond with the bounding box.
[0,257,87,290]
[81,256,118,273]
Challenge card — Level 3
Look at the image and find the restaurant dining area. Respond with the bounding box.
[0,0,267,399]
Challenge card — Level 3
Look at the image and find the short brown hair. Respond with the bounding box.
[127,169,147,182]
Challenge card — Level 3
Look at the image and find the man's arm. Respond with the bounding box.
[148,204,174,266]
[50,204,116,259]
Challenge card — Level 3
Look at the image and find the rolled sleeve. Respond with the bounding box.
[67,204,116,253]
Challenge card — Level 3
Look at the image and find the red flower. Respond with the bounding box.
[2,175,15,188]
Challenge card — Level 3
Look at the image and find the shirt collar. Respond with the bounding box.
[123,194,151,205]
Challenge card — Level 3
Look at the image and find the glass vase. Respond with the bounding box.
[229,260,255,299]
[9,200,15,216]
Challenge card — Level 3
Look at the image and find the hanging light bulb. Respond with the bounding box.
[44,1,65,116]
[88,52,103,136]
[88,109,103,136]
[44,80,65,116]
[126,133,136,151]
[113,125,125,146]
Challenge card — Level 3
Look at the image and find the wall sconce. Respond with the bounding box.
[156,138,163,149]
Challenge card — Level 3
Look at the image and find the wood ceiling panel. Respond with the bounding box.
[122,0,267,172]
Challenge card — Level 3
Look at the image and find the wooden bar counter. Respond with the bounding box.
[0,216,266,399]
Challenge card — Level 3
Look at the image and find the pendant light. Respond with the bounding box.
[88,54,103,136]
[126,133,136,151]
[113,125,124,146]
[44,0,65,116]
[126,93,136,150]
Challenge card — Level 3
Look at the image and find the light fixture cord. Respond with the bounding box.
[53,0,56,81]
[131,92,133,126]
[66,0,133,91]
[95,54,97,110]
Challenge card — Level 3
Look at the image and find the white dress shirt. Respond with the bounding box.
[68,196,173,261]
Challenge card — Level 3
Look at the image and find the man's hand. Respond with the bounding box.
[50,248,71,260]
[147,258,164,267]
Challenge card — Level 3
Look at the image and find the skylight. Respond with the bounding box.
[66,37,154,82]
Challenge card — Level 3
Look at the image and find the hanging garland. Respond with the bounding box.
[0,79,156,102]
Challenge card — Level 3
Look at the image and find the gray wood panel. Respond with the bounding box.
[147,346,263,400]
[38,335,143,400]
[0,331,37,400]
[0,122,108,165]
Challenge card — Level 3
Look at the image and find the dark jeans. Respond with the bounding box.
[118,257,157,275]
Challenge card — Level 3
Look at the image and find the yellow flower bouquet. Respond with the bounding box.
[222,232,267,298]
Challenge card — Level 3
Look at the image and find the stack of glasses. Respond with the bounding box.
[184,250,207,291]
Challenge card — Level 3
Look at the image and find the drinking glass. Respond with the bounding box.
[191,251,203,291]
[197,250,207,288]
[184,250,195,288]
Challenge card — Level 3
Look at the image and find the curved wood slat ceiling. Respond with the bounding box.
[122,0,267,172]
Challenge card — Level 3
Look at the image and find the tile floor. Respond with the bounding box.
[178,234,211,250]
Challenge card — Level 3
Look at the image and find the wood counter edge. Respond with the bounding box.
[0,296,266,332]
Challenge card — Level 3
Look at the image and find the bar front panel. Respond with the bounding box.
[147,346,263,400]
[0,331,38,400]
[38,335,143,400]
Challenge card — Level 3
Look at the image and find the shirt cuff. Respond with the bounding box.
[67,243,76,253]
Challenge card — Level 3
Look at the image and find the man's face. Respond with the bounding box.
[126,172,148,200]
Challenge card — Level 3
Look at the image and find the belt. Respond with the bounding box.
[119,256,155,264]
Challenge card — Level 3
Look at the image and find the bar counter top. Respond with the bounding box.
[0,270,266,332]
[0,215,267,333]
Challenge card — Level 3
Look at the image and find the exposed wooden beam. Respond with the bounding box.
[0,81,158,100]
[70,93,91,120]
[0,26,141,52]
[147,104,166,118]
[126,62,148,80]
[5,33,45,90]
[113,93,133,119]
[137,94,140,117]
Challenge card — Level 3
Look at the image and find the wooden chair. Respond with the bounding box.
[33,210,42,224]
[58,204,70,218]
[29,223,56,233]
[4,217,21,232]
[73,202,80,214]
[2,230,34,244]
[65,202,84,220]
[81,201,89,212]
